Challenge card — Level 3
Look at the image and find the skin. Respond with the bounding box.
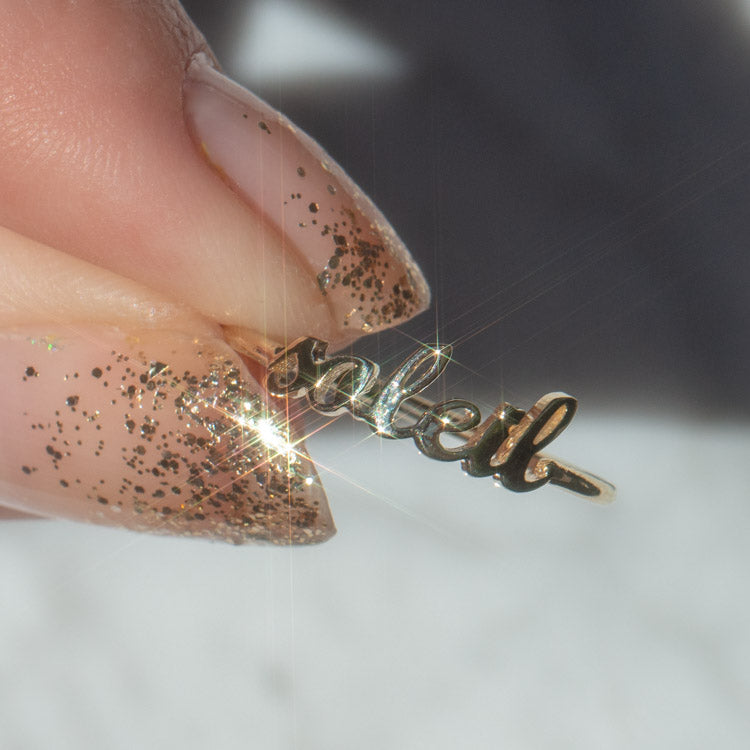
[0,0,326,341]
[0,0,426,528]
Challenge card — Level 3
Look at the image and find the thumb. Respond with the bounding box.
[0,0,429,350]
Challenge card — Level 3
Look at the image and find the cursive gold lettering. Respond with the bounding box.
[266,338,614,503]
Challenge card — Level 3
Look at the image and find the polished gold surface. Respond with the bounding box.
[267,338,615,504]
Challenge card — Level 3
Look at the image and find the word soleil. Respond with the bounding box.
[266,338,614,503]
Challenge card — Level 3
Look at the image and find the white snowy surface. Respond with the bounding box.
[0,411,748,749]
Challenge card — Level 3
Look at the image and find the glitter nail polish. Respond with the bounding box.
[0,327,334,545]
[183,53,430,341]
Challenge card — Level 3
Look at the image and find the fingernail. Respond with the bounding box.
[183,53,430,339]
[0,327,334,545]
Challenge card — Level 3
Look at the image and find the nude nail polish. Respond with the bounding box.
[183,53,430,340]
[0,327,334,545]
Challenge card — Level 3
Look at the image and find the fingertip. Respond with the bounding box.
[0,325,335,545]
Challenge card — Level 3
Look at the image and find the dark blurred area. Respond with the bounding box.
[183,0,750,416]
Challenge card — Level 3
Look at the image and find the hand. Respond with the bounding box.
[0,0,429,543]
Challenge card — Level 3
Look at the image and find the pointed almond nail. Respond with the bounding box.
[183,53,430,342]
[0,326,334,545]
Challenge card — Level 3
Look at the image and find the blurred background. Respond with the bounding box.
[1,1,749,748]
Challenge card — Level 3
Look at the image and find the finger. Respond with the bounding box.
[0,507,44,520]
[0,0,429,350]
[0,226,334,544]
